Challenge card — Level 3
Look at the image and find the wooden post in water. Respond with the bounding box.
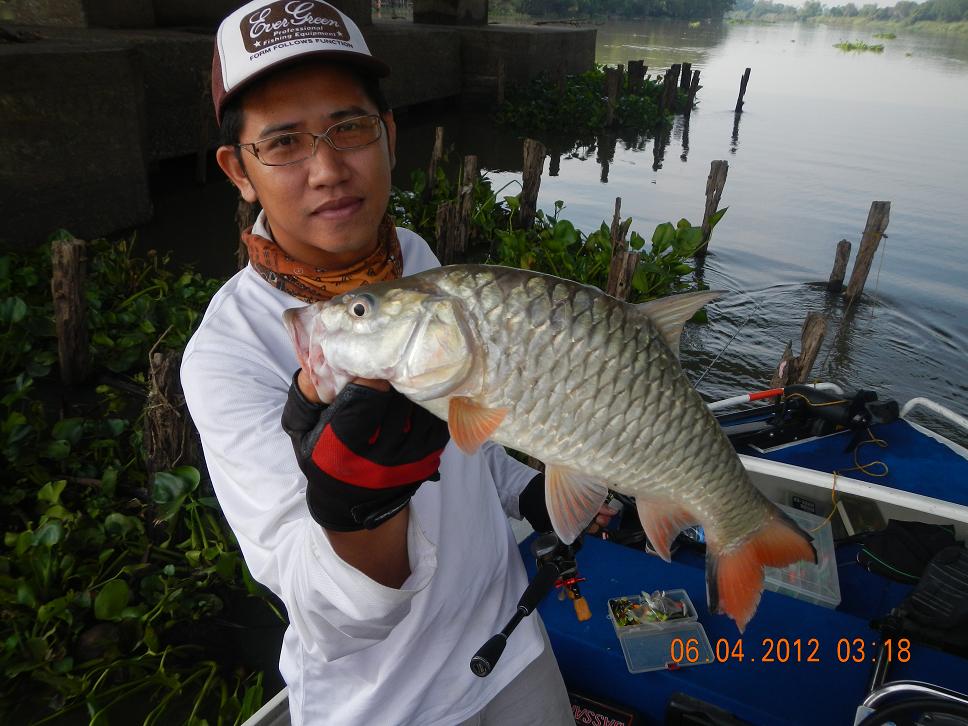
[844,202,891,303]
[456,155,478,255]
[770,312,827,387]
[604,67,622,126]
[144,349,197,475]
[435,200,459,265]
[666,63,682,110]
[51,236,89,385]
[606,197,638,302]
[424,127,445,202]
[685,70,701,117]
[627,60,645,93]
[680,62,692,92]
[496,58,506,106]
[735,67,751,113]
[518,138,546,229]
[827,239,852,293]
[697,160,729,256]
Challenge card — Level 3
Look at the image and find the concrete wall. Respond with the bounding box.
[0,19,594,247]
[367,24,462,109]
[413,0,488,26]
[0,43,152,245]
[459,24,597,105]
[5,0,155,27]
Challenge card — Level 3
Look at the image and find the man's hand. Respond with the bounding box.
[281,370,450,532]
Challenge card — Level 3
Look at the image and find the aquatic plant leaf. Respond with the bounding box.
[94,579,130,621]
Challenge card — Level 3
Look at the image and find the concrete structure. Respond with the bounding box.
[414,0,487,26]
[0,3,595,247]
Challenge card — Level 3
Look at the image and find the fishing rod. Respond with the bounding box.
[470,532,586,677]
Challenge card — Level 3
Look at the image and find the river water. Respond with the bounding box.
[147,19,968,444]
[396,19,968,445]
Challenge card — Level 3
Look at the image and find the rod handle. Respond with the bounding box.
[470,634,507,678]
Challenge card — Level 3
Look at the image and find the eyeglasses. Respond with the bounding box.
[238,114,384,167]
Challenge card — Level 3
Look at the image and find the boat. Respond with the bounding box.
[245,384,968,726]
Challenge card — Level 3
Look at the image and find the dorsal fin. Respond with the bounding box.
[637,290,723,358]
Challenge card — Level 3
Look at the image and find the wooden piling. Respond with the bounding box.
[598,131,617,183]
[51,237,89,385]
[627,60,646,94]
[144,348,197,475]
[456,155,478,255]
[604,67,622,126]
[698,160,729,256]
[606,197,638,302]
[666,64,682,109]
[685,70,701,117]
[680,62,692,92]
[827,239,852,293]
[844,202,891,303]
[435,200,459,265]
[652,127,670,172]
[657,68,676,115]
[518,138,546,229]
[770,312,827,386]
[549,150,561,177]
[735,67,751,113]
[424,126,445,202]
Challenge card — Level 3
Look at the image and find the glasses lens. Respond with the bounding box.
[329,116,381,150]
[255,133,315,166]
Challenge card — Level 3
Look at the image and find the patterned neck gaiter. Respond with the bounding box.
[241,214,404,303]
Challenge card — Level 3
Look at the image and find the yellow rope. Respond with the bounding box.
[784,392,849,408]
[808,428,889,533]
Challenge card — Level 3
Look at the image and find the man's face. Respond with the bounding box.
[217,63,396,268]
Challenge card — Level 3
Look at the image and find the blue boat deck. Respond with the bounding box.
[740,419,968,509]
[525,535,968,725]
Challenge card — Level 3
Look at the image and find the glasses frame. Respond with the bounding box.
[237,114,385,167]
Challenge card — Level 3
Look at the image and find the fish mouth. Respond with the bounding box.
[282,305,344,402]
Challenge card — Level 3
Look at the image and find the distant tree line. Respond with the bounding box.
[730,0,968,22]
[491,0,736,19]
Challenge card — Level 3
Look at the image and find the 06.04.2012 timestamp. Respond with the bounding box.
[670,637,912,665]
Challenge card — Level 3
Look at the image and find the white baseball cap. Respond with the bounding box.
[212,0,390,124]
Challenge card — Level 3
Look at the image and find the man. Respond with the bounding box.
[181,1,589,723]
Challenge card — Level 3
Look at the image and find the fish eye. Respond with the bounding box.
[347,294,374,319]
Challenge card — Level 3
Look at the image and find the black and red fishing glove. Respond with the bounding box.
[281,371,451,532]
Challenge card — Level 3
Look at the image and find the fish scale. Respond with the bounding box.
[285,264,817,629]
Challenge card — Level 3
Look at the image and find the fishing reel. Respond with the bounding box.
[469,531,590,678]
[531,532,591,622]
[778,385,899,451]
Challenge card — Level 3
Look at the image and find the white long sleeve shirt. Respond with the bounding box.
[181,220,544,725]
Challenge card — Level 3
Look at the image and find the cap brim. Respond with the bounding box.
[217,50,391,123]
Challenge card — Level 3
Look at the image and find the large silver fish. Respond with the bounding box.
[284,265,816,630]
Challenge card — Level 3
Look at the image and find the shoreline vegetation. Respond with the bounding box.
[489,0,968,37]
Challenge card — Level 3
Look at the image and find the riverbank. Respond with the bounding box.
[725,15,968,37]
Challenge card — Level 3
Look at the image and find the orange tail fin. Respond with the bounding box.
[706,511,817,632]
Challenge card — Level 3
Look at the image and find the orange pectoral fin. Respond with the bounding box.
[448,397,508,454]
[706,512,817,632]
